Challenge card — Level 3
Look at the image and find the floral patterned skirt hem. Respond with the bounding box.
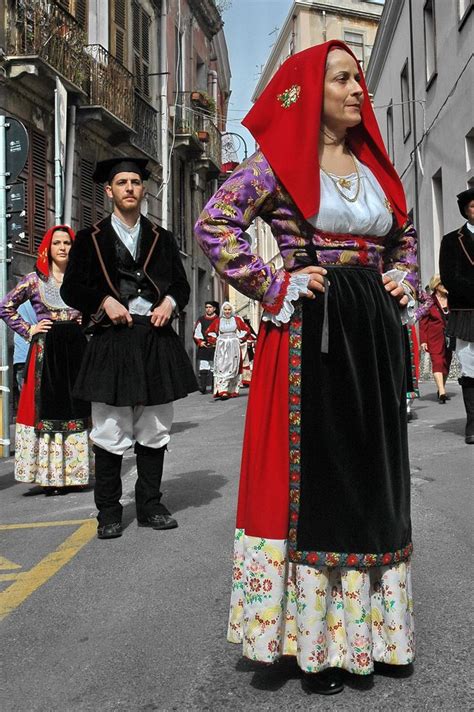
[228,529,415,675]
[14,423,94,487]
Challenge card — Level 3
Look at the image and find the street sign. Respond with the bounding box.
[5,117,29,183]
[7,183,25,213]
[7,214,25,241]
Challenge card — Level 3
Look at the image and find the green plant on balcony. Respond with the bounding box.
[191,90,216,114]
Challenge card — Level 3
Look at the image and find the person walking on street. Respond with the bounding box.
[206,302,251,400]
[419,275,453,404]
[193,301,219,394]
[439,187,474,444]
[0,226,92,495]
[61,156,198,538]
[195,41,417,695]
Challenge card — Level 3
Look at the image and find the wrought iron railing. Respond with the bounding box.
[174,91,201,135]
[202,117,221,170]
[85,44,134,128]
[7,0,88,91]
[131,92,159,159]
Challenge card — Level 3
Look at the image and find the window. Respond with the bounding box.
[386,101,394,164]
[423,0,437,86]
[110,0,127,65]
[78,158,107,230]
[432,168,443,259]
[16,127,48,256]
[344,31,364,69]
[173,156,187,252]
[458,0,473,24]
[56,0,88,30]
[132,1,151,98]
[400,60,411,141]
[466,129,474,173]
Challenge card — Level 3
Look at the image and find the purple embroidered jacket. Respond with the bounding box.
[194,151,418,313]
[0,272,81,341]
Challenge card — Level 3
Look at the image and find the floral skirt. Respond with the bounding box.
[14,423,93,487]
[228,531,415,675]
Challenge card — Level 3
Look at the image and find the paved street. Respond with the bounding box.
[0,381,472,711]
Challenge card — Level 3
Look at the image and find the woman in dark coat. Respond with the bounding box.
[419,275,452,402]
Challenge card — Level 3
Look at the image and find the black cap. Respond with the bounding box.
[457,187,474,218]
[205,301,219,312]
[92,157,151,184]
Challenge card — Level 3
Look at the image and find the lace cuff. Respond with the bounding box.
[383,269,416,326]
[262,274,310,326]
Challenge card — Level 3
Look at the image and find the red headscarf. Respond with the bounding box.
[243,40,408,229]
[35,224,75,280]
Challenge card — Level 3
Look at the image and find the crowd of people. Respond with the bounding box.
[1,39,472,697]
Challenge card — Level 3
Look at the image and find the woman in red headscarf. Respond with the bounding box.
[195,42,418,694]
[0,226,92,494]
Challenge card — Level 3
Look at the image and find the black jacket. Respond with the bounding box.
[439,223,474,310]
[61,215,190,326]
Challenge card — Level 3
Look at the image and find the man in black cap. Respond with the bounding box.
[61,157,198,538]
[193,300,219,394]
[439,187,474,444]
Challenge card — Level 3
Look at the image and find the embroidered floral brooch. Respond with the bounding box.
[277,84,301,108]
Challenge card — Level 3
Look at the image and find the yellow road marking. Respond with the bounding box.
[0,556,21,570]
[0,519,92,530]
[0,572,27,582]
[0,519,96,622]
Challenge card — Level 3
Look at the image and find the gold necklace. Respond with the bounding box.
[320,151,361,203]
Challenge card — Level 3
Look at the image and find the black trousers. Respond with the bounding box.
[94,443,166,525]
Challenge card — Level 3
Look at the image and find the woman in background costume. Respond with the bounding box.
[206,302,250,400]
[195,41,418,695]
[419,275,453,403]
[0,226,92,494]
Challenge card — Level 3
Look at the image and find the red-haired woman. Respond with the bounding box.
[419,275,453,402]
[0,226,92,494]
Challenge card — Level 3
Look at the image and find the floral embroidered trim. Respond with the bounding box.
[287,303,413,569]
[261,271,291,314]
[35,418,89,434]
[277,84,301,108]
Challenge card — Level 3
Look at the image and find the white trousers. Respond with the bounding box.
[90,402,174,456]
[456,340,474,378]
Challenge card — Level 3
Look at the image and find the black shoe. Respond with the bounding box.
[138,510,178,530]
[97,522,123,539]
[374,661,414,678]
[43,487,68,496]
[303,668,344,695]
[465,434,474,444]
[437,392,448,403]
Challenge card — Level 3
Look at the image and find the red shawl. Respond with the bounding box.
[35,225,75,280]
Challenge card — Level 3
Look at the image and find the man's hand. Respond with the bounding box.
[151,299,173,328]
[103,296,133,327]
[293,265,328,298]
[382,275,409,307]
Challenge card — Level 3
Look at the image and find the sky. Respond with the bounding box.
[221,0,292,161]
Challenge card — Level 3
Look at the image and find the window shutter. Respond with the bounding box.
[79,158,107,228]
[110,0,127,66]
[16,128,48,255]
[74,0,88,31]
[132,1,150,98]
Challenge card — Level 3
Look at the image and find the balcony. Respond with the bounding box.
[82,44,134,131]
[6,0,88,93]
[173,92,221,174]
[131,92,159,160]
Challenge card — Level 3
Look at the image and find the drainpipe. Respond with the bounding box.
[408,0,420,247]
[322,11,327,42]
[63,104,76,226]
[160,0,168,229]
[208,69,217,118]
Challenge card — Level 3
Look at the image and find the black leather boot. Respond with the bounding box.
[459,376,474,443]
[198,370,208,394]
[93,445,123,538]
[135,443,178,529]
[303,668,344,695]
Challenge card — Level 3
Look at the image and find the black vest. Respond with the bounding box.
[115,233,156,306]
